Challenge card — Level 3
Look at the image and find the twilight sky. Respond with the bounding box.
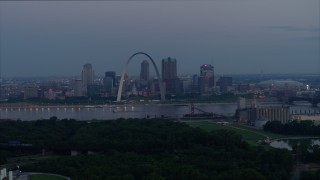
[0,0,319,77]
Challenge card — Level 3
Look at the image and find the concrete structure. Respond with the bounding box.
[237,97,247,109]
[117,52,165,102]
[81,63,94,96]
[237,106,290,124]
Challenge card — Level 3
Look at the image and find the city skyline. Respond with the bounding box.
[0,0,319,77]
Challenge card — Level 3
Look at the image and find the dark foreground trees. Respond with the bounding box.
[1,119,293,179]
[264,120,320,136]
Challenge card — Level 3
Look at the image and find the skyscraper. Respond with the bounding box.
[140,60,149,82]
[82,63,94,96]
[140,60,149,88]
[162,57,177,80]
[162,57,181,94]
[104,71,116,94]
[199,64,215,94]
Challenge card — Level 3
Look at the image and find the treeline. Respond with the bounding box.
[264,120,320,135]
[1,118,293,179]
[264,120,320,174]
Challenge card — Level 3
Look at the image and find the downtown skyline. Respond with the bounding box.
[0,0,319,77]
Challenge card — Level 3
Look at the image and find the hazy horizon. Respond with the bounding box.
[0,0,319,77]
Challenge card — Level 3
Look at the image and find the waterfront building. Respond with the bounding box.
[82,63,94,96]
[236,106,291,126]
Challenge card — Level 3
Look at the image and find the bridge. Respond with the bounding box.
[288,96,320,107]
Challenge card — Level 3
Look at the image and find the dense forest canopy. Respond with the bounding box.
[264,120,320,136]
[1,118,293,179]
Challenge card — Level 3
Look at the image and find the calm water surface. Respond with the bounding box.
[0,102,318,121]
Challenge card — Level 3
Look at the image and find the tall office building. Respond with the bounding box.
[199,64,215,94]
[140,60,149,82]
[82,63,94,96]
[104,71,116,94]
[162,57,177,80]
[162,57,181,94]
[140,60,149,88]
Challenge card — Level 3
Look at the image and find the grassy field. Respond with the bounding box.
[184,120,287,145]
[30,174,67,180]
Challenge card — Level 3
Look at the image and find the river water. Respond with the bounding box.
[0,102,319,121]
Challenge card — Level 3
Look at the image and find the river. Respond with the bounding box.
[0,102,319,121]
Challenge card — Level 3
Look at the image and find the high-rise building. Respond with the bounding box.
[162,57,181,94]
[104,71,116,94]
[140,60,149,82]
[105,71,116,86]
[162,57,177,80]
[199,64,215,94]
[82,63,94,96]
[140,60,149,89]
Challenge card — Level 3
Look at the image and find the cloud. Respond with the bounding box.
[269,25,320,32]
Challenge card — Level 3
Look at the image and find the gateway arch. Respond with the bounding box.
[116,52,165,102]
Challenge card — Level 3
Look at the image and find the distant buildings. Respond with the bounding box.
[217,76,233,93]
[162,57,182,94]
[140,60,149,89]
[104,71,116,95]
[74,79,83,97]
[140,60,149,82]
[81,63,94,96]
[23,85,38,99]
[199,64,215,94]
